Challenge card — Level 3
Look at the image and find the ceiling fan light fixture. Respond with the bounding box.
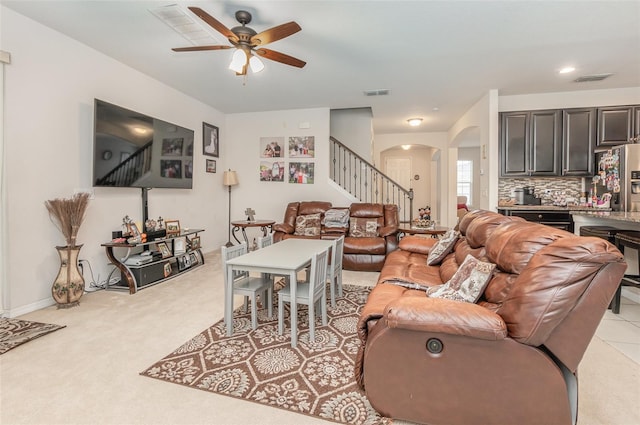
[229,48,247,73]
[407,118,423,127]
[249,55,265,73]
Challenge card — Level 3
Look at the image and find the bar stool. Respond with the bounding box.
[580,226,624,313]
[613,231,640,314]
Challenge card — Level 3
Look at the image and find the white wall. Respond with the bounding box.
[1,7,227,315]
[499,87,640,111]
[330,108,373,162]
[225,108,355,244]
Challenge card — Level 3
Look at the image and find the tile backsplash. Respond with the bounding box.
[499,177,584,205]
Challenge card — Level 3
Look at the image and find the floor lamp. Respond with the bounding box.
[223,169,239,247]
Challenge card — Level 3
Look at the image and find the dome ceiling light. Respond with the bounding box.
[407,118,423,127]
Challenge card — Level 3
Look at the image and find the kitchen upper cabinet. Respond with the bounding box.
[562,108,595,176]
[597,106,633,146]
[500,110,560,177]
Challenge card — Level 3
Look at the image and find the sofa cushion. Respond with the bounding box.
[427,254,496,303]
[344,236,386,255]
[350,217,379,237]
[426,229,460,266]
[294,213,321,236]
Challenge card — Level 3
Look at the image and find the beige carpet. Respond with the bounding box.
[0,318,65,355]
[1,251,638,425]
[141,284,390,425]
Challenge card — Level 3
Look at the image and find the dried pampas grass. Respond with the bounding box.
[45,193,90,247]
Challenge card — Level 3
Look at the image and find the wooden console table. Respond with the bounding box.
[397,225,448,240]
[231,220,275,247]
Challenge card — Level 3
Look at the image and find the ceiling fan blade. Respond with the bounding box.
[188,6,239,43]
[172,45,232,52]
[251,22,301,46]
[255,48,306,68]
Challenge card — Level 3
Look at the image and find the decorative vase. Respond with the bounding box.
[52,245,85,308]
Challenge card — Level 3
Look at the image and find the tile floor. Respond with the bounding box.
[596,292,640,364]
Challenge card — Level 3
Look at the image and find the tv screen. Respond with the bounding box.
[93,99,194,189]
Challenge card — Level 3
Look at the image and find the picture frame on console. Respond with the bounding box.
[190,236,201,250]
[163,262,172,277]
[174,236,186,255]
[157,241,172,259]
[165,220,181,236]
[203,122,219,158]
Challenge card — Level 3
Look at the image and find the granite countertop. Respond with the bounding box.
[497,205,609,212]
[570,210,640,224]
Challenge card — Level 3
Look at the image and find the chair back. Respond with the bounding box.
[257,233,273,249]
[309,248,329,299]
[332,236,345,272]
[221,243,249,281]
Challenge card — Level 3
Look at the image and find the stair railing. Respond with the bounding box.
[330,136,413,223]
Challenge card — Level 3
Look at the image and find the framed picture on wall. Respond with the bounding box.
[203,122,219,158]
[206,159,216,173]
[288,162,315,184]
[260,136,284,158]
[288,136,315,158]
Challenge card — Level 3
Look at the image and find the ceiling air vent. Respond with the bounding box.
[364,89,390,96]
[574,73,613,83]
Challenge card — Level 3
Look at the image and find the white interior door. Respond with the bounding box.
[385,158,411,189]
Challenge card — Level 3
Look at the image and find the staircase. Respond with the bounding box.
[330,137,414,223]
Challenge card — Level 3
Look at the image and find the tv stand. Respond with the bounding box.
[101,228,204,294]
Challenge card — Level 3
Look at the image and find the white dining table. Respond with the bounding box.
[224,238,334,347]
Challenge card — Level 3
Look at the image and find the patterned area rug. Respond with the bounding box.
[141,284,390,425]
[0,318,65,355]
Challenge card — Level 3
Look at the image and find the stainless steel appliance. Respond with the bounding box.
[595,144,640,211]
[513,186,541,205]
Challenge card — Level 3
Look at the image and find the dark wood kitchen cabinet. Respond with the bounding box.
[500,110,561,177]
[562,108,596,176]
[498,209,573,232]
[597,106,634,146]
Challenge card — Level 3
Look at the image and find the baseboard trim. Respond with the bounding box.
[7,297,55,318]
[622,287,640,304]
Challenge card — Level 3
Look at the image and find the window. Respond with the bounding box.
[457,160,473,206]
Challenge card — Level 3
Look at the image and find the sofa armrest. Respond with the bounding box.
[397,235,437,255]
[379,224,397,238]
[384,297,507,341]
[273,223,294,234]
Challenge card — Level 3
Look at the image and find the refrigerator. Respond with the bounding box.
[594,144,640,212]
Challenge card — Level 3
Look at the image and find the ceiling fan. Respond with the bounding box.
[172,7,306,76]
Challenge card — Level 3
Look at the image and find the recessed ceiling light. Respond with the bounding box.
[407,118,423,127]
[432,107,440,112]
[559,66,576,74]
[402,145,411,150]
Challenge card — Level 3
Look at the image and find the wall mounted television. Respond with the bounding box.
[93,99,194,189]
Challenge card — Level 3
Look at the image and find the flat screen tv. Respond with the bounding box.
[93,99,194,189]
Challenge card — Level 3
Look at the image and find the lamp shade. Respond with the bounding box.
[223,170,239,186]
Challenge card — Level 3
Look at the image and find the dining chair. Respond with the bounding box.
[327,236,345,308]
[278,248,329,343]
[221,242,273,330]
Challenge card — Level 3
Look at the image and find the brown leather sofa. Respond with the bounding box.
[356,209,626,425]
[272,201,399,271]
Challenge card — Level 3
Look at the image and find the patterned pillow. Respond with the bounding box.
[294,213,321,236]
[427,254,496,303]
[350,218,379,237]
[323,208,350,228]
[426,229,460,265]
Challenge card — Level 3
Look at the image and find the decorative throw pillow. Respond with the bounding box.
[323,208,350,228]
[426,229,460,266]
[294,213,321,236]
[350,217,379,237]
[427,254,496,303]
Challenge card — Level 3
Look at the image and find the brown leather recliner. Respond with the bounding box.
[273,201,344,242]
[342,203,399,272]
[356,210,626,425]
